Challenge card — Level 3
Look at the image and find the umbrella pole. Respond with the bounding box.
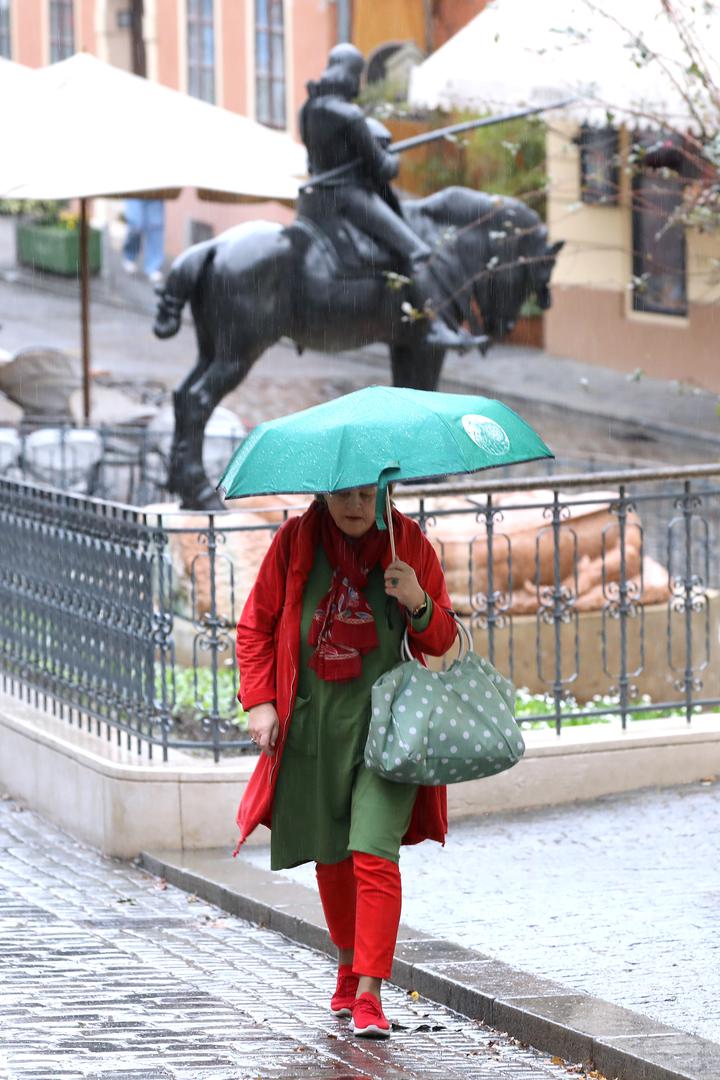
[386,486,396,561]
[79,197,91,422]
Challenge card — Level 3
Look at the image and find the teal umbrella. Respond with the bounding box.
[218,386,553,535]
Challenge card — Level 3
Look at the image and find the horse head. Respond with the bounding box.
[449,193,563,340]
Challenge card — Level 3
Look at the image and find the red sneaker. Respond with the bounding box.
[330,965,359,1017]
[351,992,391,1038]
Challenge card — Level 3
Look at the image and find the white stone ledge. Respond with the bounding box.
[0,691,259,858]
[448,714,720,819]
[0,690,718,857]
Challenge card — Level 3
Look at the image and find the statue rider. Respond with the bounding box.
[299,44,483,352]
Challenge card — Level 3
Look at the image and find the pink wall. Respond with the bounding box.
[221,0,247,113]
[290,0,336,139]
[165,188,293,257]
[14,0,44,66]
[155,0,180,89]
[164,0,337,257]
[77,0,96,53]
[14,0,96,64]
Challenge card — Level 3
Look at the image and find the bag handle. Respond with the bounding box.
[402,612,472,662]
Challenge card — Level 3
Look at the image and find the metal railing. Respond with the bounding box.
[0,464,717,761]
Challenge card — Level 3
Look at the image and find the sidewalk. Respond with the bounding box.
[236,780,720,1047]
[0,796,592,1080]
[139,778,720,1080]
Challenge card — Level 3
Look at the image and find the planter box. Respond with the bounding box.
[16,220,102,276]
[503,314,544,349]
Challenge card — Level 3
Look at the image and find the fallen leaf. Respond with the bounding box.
[187,893,199,903]
[552,1057,565,1065]
[116,897,136,905]
[409,990,420,1001]
[155,878,168,890]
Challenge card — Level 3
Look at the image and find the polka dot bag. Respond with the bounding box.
[366,618,524,785]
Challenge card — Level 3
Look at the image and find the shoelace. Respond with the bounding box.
[355,995,383,1019]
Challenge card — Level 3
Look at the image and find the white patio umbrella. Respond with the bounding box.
[0,56,36,92]
[1,52,305,201]
[408,0,720,132]
[0,53,307,418]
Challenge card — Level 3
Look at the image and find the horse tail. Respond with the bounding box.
[153,240,216,339]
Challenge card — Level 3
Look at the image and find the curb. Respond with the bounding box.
[139,847,720,1080]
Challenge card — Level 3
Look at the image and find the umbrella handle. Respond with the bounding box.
[375,462,401,535]
[386,486,396,561]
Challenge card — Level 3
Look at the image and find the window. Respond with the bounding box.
[255,0,286,129]
[49,0,74,62]
[632,171,687,317]
[578,125,620,205]
[0,0,11,59]
[189,220,214,245]
[187,0,215,103]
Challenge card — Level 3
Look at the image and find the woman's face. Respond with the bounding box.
[325,486,377,539]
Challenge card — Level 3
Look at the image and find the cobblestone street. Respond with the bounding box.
[0,797,591,1080]
[244,781,720,1046]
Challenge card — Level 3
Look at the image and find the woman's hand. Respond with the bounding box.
[248,702,280,757]
[384,559,425,612]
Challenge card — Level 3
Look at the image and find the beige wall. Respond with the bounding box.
[546,122,720,390]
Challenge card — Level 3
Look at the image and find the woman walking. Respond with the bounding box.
[235,486,456,1037]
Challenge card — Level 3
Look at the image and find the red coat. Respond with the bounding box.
[234,501,457,851]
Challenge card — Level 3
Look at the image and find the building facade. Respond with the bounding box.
[545,121,720,393]
[5,0,338,252]
[4,1,483,254]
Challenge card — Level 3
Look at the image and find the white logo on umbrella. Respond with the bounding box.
[461,414,510,455]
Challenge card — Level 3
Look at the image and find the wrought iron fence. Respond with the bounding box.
[0,464,718,762]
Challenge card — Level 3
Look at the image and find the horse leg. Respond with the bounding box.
[173,347,269,510]
[390,343,446,392]
[167,311,215,500]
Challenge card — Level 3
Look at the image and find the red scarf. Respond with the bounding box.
[308,508,389,682]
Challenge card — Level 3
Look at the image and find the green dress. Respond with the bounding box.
[270,549,432,871]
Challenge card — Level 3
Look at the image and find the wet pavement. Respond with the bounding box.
[0,795,599,1080]
[242,780,720,1047]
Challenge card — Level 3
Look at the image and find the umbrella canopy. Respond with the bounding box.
[408,0,720,132]
[0,52,306,202]
[218,385,553,530]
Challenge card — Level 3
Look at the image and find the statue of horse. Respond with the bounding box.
[153,185,563,509]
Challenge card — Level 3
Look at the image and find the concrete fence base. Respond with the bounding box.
[1,689,719,857]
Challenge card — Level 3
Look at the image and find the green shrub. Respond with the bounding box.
[405,113,548,220]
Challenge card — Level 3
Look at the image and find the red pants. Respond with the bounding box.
[315,852,401,980]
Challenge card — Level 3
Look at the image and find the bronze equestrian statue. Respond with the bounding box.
[154,44,563,509]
